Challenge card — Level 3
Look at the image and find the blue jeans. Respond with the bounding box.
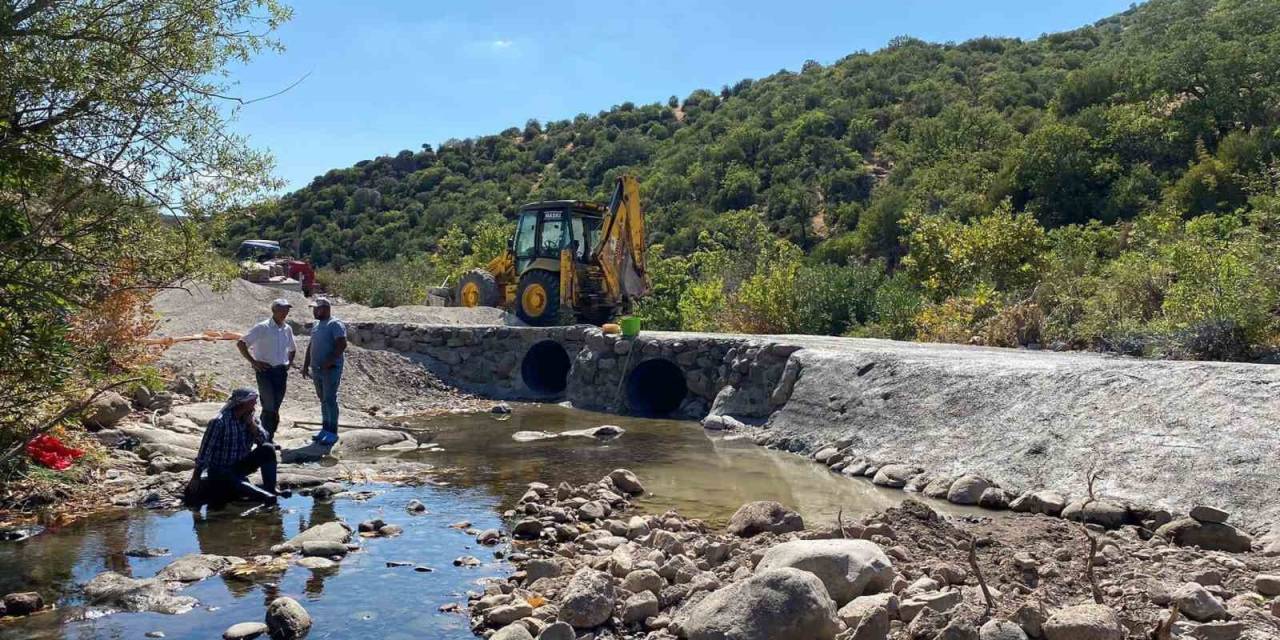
[254,365,288,439]
[311,364,342,434]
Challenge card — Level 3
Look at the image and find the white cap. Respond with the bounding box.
[309,296,331,307]
[270,298,292,309]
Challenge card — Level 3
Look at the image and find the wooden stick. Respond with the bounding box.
[967,535,995,615]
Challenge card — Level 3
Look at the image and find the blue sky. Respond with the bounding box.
[229,0,1138,192]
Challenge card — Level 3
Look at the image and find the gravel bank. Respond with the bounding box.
[152,280,502,417]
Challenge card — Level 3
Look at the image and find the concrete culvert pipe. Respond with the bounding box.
[625,358,688,417]
[521,340,571,395]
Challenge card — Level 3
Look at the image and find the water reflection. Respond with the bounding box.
[0,404,975,640]
[400,404,938,527]
[0,485,505,640]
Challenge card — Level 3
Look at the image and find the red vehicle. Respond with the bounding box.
[237,239,316,296]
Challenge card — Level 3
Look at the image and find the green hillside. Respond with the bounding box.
[229,0,1280,359]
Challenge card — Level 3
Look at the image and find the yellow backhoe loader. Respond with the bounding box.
[453,174,649,326]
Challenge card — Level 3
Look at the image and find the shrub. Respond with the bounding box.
[863,272,925,340]
[914,283,1000,344]
[789,262,885,335]
[323,256,439,308]
[981,300,1045,348]
[633,248,690,330]
[676,278,728,332]
[903,200,1048,300]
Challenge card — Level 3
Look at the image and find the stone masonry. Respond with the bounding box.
[336,322,798,421]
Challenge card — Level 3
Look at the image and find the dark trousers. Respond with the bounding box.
[205,445,279,506]
[255,365,288,439]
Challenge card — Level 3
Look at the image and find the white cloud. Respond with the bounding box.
[491,39,514,50]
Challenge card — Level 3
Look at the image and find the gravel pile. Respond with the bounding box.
[151,280,493,416]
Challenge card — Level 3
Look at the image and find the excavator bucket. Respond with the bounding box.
[595,175,649,301]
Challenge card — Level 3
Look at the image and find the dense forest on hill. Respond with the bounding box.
[229,0,1280,360]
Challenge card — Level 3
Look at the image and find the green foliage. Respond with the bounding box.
[1,0,287,473]
[319,256,438,308]
[903,201,1048,299]
[863,272,924,340]
[231,0,1280,361]
[1072,209,1280,354]
[428,218,514,284]
[632,247,691,330]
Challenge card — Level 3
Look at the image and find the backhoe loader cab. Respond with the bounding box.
[454,175,649,326]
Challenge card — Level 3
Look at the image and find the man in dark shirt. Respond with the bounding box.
[302,297,346,446]
[188,388,283,507]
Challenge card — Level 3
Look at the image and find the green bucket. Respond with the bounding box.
[619,316,642,338]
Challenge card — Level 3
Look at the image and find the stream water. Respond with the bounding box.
[0,405,961,640]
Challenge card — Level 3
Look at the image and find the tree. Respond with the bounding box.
[0,0,289,473]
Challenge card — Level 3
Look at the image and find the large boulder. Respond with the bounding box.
[1,592,43,616]
[621,590,660,623]
[331,429,416,454]
[1061,500,1129,529]
[1042,604,1124,640]
[871,464,920,488]
[536,622,574,640]
[946,475,992,505]
[677,568,840,640]
[607,469,645,495]
[223,622,270,640]
[980,619,1029,640]
[727,501,804,538]
[83,572,197,614]
[490,624,533,640]
[837,593,898,628]
[622,569,664,596]
[278,521,352,552]
[1009,491,1067,517]
[754,539,895,605]
[83,391,132,429]
[557,569,616,629]
[1155,518,1253,553]
[156,554,243,582]
[1171,583,1227,622]
[899,590,963,622]
[265,597,312,640]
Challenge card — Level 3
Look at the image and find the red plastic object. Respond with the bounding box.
[26,434,85,471]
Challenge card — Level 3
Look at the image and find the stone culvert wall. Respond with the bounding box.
[566,330,799,420]
[339,323,799,421]
[343,323,587,400]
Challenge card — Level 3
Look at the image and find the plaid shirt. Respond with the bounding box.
[195,411,267,470]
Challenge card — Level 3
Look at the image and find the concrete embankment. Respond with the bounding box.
[767,338,1280,530]
[337,321,1280,532]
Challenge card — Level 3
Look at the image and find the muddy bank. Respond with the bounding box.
[469,470,1280,640]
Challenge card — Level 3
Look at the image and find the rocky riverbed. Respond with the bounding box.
[4,278,1280,639]
[467,471,1280,640]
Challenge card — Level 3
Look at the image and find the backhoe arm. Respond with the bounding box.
[594,175,649,304]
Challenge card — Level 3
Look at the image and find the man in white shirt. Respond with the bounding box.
[236,298,296,439]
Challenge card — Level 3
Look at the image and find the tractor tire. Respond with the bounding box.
[516,269,560,326]
[457,269,501,308]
